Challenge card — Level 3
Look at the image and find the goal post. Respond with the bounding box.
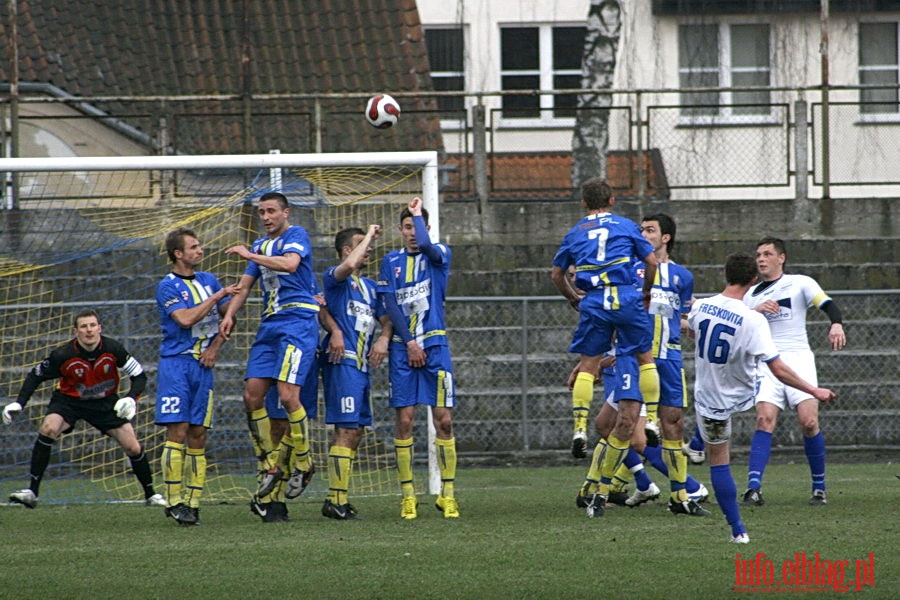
[0,150,442,504]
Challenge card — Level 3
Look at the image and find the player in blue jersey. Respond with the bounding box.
[221,191,319,515]
[319,224,391,520]
[377,197,458,520]
[155,228,240,525]
[631,214,709,515]
[551,177,659,516]
[687,253,835,543]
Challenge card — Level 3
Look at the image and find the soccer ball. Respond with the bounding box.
[365,94,401,128]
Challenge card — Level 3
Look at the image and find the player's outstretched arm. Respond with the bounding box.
[333,224,381,282]
[171,281,241,329]
[220,274,256,337]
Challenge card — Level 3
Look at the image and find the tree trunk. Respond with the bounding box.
[572,0,623,193]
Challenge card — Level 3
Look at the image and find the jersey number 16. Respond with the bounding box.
[696,319,735,364]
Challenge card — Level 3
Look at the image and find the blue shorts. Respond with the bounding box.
[657,359,687,409]
[388,344,455,409]
[323,362,372,428]
[245,311,319,385]
[569,289,652,357]
[155,355,214,427]
[264,352,321,420]
[601,354,643,404]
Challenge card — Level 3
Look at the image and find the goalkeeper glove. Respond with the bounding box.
[114,397,136,420]
[2,402,23,424]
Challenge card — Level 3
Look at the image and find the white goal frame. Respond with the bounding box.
[0,150,444,495]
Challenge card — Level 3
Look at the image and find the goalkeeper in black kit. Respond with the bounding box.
[2,309,165,508]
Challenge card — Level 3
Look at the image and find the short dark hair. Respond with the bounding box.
[259,191,289,209]
[642,213,677,256]
[334,227,365,257]
[725,252,758,286]
[165,227,197,262]
[400,206,429,225]
[73,308,101,328]
[756,236,786,257]
[581,177,613,210]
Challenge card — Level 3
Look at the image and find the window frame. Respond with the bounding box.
[857,20,900,123]
[423,25,468,128]
[498,23,586,128]
[678,21,777,126]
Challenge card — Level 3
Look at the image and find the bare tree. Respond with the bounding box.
[572,0,623,191]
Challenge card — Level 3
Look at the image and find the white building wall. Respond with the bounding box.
[418,1,899,199]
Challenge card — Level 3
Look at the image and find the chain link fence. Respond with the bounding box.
[408,290,899,454]
[7,87,900,202]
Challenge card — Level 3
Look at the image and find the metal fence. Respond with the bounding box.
[0,290,896,462]
[3,86,898,204]
[433,290,900,453]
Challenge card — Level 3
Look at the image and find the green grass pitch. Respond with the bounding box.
[1,462,897,599]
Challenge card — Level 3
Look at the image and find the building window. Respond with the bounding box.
[424,27,466,114]
[678,23,771,120]
[859,22,899,115]
[500,25,586,122]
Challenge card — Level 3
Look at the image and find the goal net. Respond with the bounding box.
[0,151,439,505]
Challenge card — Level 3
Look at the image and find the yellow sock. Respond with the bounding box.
[662,438,689,501]
[267,434,293,502]
[573,372,595,434]
[162,441,185,506]
[184,447,206,509]
[436,437,457,498]
[586,441,603,487]
[599,434,630,496]
[247,408,273,469]
[288,407,312,472]
[328,445,353,505]
[639,363,660,423]
[394,437,415,497]
[611,462,634,492]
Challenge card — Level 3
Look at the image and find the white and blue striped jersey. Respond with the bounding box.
[634,260,694,361]
[157,271,228,359]
[322,265,380,372]
[245,225,319,319]
[743,274,831,352]
[377,244,451,349]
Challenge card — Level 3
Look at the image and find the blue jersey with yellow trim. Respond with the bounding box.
[245,225,318,319]
[157,271,228,359]
[634,260,694,361]
[552,212,654,292]
[322,265,380,372]
[377,245,451,349]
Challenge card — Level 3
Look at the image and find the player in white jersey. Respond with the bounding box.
[688,252,835,543]
[741,237,846,507]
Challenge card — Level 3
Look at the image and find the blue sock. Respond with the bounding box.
[643,445,668,476]
[689,427,705,452]
[710,464,745,537]
[624,449,653,491]
[685,475,700,495]
[747,430,772,491]
[804,432,826,492]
